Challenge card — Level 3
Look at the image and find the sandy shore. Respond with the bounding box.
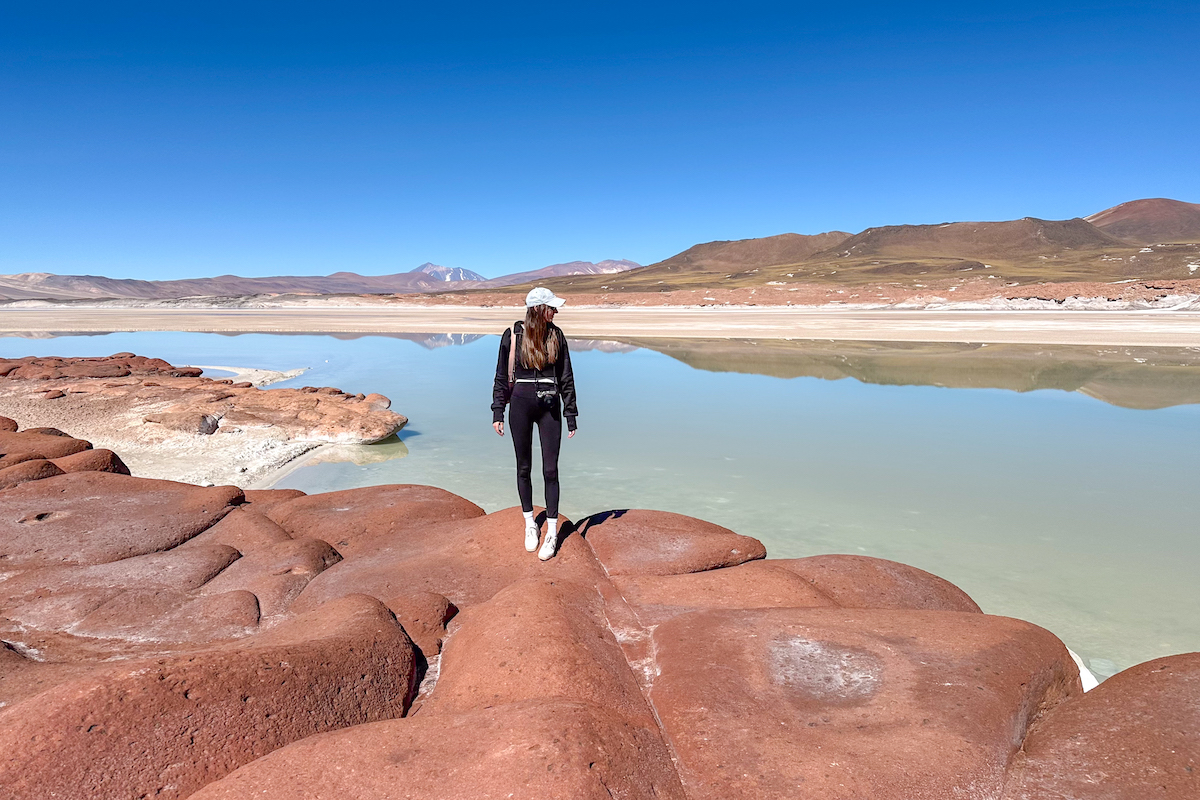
[4,306,1200,346]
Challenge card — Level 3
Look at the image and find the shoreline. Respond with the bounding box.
[4,306,1200,345]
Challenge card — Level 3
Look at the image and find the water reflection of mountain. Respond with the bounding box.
[566,339,639,353]
[621,338,1200,410]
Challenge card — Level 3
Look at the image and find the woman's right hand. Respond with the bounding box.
[493,421,504,436]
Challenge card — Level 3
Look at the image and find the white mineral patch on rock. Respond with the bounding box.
[768,636,882,700]
[188,364,309,387]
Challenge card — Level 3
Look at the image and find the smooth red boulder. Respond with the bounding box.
[0,545,241,619]
[73,587,261,642]
[184,508,293,551]
[241,488,306,513]
[0,457,65,490]
[0,430,91,459]
[23,426,71,436]
[190,699,687,800]
[0,472,244,567]
[769,554,983,612]
[613,559,837,625]
[648,607,1079,800]
[49,448,131,475]
[265,484,485,556]
[386,590,457,657]
[0,594,417,800]
[0,415,18,432]
[424,578,657,727]
[291,507,607,612]
[577,508,766,576]
[200,537,342,616]
[1003,652,1200,800]
[0,451,41,469]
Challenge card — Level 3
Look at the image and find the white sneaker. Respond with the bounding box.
[537,529,558,561]
[524,521,540,552]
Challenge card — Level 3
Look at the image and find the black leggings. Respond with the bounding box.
[508,384,561,518]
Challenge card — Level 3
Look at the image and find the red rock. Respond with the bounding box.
[23,426,70,436]
[74,587,261,642]
[190,699,687,800]
[1,355,405,445]
[60,362,131,378]
[613,560,836,625]
[291,507,607,612]
[648,608,1079,799]
[0,472,244,567]
[50,448,131,475]
[241,488,306,514]
[1003,652,1200,800]
[0,430,92,459]
[363,392,390,409]
[44,389,66,398]
[385,590,457,656]
[1,544,241,602]
[265,484,485,557]
[183,508,293,552]
[0,457,65,490]
[769,554,983,612]
[0,594,417,800]
[577,508,766,576]
[424,579,660,727]
[1,543,240,634]
[0,415,18,432]
[0,451,40,469]
[200,537,342,616]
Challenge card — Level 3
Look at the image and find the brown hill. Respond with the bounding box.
[813,217,1129,262]
[500,232,853,294]
[1086,198,1200,244]
[651,232,853,272]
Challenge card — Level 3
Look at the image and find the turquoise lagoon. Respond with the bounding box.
[3,331,1199,681]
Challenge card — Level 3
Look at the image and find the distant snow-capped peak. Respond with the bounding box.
[412,263,486,282]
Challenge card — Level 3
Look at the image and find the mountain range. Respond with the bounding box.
[527,198,1200,293]
[2,198,1197,301]
[0,260,641,301]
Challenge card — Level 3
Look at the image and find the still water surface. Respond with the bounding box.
[3,331,1199,680]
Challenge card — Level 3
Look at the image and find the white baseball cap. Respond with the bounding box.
[525,287,565,308]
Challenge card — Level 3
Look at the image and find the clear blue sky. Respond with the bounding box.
[2,2,1196,280]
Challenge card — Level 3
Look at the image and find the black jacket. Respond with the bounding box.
[491,322,578,430]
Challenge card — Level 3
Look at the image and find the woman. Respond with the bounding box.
[492,287,578,560]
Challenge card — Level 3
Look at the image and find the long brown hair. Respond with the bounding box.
[519,304,560,370]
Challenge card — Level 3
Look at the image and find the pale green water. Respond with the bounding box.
[3,331,1199,680]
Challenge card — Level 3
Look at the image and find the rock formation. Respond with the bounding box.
[0,425,1194,799]
[0,354,407,486]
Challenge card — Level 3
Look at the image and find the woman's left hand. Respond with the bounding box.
[568,428,576,438]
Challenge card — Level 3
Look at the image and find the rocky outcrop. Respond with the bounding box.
[0,354,404,444]
[0,437,1193,799]
[576,508,767,575]
[0,356,407,486]
[0,596,417,800]
[649,608,1077,799]
[1002,652,1200,800]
